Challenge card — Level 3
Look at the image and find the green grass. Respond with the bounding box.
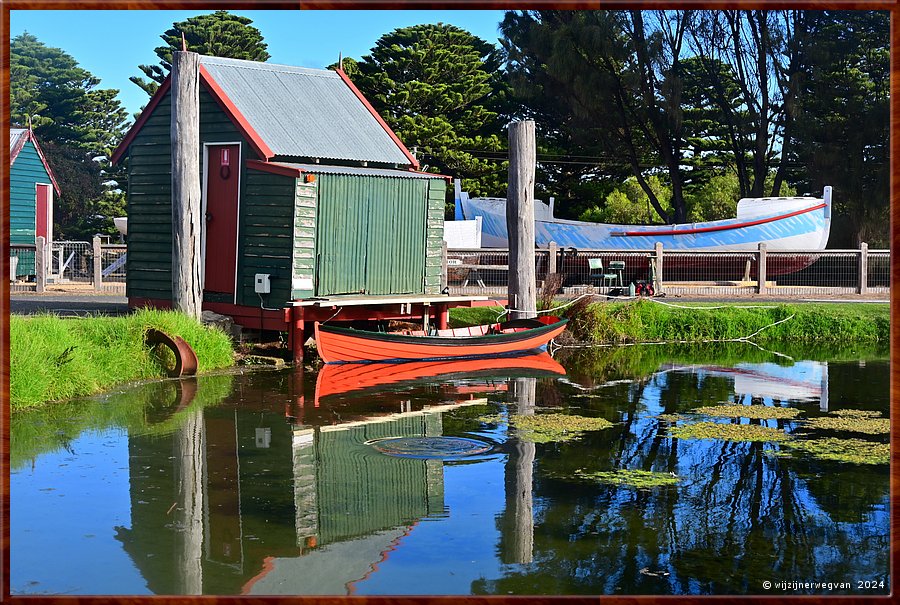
[11,309,235,409]
[449,301,889,344]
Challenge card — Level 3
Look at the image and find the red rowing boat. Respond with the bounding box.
[314,316,569,364]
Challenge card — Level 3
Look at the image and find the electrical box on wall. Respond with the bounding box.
[255,273,271,294]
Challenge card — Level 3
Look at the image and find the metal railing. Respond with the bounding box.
[445,243,889,298]
[10,237,127,293]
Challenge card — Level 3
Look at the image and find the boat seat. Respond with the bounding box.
[436,325,493,337]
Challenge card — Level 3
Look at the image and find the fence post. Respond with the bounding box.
[548,241,558,275]
[35,236,46,293]
[758,243,768,295]
[93,236,103,291]
[440,240,448,292]
[654,242,664,292]
[858,242,868,295]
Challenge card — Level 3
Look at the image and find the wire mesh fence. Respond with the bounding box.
[9,238,127,293]
[49,241,93,282]
[100,245,127,285]
[446,245,889,299]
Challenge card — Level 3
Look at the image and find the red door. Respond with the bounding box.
[205,145,240,294]
[36,184,52,242]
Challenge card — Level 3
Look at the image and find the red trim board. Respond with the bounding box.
[111,67,274,165]
[245,159,303,178]
[111,77,172,165]
[199,65,274,160]
[11,130,61,195]
[335,67,420,169]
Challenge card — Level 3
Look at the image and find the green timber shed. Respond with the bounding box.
[10,128,60,276]
[111,55,446,310]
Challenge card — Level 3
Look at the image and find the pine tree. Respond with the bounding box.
[11,33,129,158]
[131,11,270,96]
[345,23,510,204]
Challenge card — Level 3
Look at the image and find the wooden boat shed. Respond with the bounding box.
[10,128,59,276]
[111,56,485,360]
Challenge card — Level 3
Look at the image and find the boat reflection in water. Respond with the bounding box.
[113,353,565,595]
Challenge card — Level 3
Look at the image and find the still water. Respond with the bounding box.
[10,343,890,596]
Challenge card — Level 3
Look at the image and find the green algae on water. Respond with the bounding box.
[692,404,802,420]
[480,412,614,443]
[786,437,889,465]
[668,421,791,443]
[799,410,889,435]
[654,413,687,423]
[574,468,681,489]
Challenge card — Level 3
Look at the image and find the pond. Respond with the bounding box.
[10,342,890,596]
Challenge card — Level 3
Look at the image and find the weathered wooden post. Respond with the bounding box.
[758,242,768,295]
[859,242,868,295]
[654,241,664,293]
[171,50,203,320]
[500,377,535,564]
[507,120,537,320]
[92,236,103,291]
[35,236,46,294]
[548,241,558,275]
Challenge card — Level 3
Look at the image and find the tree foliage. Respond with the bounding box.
[502,10,692,224]
[343,23,510,205]
[131,11,270,96]
[11,33,131,240]
[790,11,889,247]
[11,33,129,158]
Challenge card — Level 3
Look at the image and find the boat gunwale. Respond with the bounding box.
[316,318,569,348]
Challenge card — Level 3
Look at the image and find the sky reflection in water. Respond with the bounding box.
[10,343,890,596]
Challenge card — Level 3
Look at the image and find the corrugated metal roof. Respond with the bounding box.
[269,161,445,179]
[10,128,28,159]
[199,56,412,166]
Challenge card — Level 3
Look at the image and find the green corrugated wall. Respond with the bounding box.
[315,174,445,297]
[10,139,52,274]
[315,414,445,545]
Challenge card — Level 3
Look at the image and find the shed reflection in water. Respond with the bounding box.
[9,346,889,596]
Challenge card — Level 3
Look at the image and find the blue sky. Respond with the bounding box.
[11,10,506,117]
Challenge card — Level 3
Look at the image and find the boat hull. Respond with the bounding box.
[315,317,568,364]
[457,187,832,255]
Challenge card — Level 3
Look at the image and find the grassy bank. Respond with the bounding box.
[11,309,235,409]
[450,300,890,345]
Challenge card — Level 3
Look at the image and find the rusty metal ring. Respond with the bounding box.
[145,328,199,377]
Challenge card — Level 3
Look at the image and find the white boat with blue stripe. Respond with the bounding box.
[454,181,832,253]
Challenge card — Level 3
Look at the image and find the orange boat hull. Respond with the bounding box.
[315,352,566,400]
[315,317,568,364]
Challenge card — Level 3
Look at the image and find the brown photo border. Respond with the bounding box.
[1,1,896,603]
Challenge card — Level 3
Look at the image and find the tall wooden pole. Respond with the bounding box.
[500,377,536,564]
[171,51,203,319]
[507,120,537,320]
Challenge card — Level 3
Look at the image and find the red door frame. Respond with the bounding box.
[35,183,52,243]
[203,143,241,301]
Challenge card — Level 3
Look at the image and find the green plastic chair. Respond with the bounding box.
[588,258,623,289]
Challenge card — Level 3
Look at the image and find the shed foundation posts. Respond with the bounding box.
[290,307,305,365]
